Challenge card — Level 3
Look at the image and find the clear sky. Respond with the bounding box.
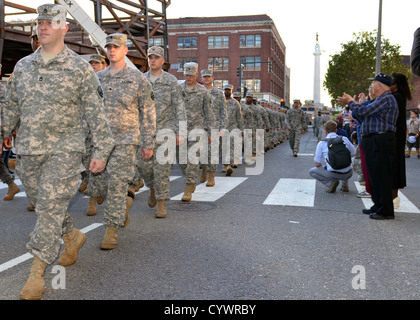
[10,0,420,106]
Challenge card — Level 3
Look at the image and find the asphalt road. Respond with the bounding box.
[1,128,419,304]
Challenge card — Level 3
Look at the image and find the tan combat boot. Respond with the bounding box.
[127,183,137,198]
[86,197,97,216]
[200,165,207,183]
[4,181,20,201]
[100,227,118,250]
[156,200,167,218]
[122,196,132,228]
[181,184,195,202]
[27,203,35,211]
[206,171,215,187]
[59,228,86,266]
[135,178,144,192]
[20,256,47,300]
[148,188,157,208]
[78,178,87,192]
[97,195,104,205]
[226,165,233,176]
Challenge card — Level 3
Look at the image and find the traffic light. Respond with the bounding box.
[280,99,285,107]
[268,62,272,73]
[237,67,240,77]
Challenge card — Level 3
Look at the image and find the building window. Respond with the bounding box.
[208,36,229,49]
[241,79,261,93]
[240,56,261,71]
[149,37,164,47]
[214,80,229,90]
[177,58,198,72]
[208,57,229,71]
[240,34,261,48]
[177,36,198,50]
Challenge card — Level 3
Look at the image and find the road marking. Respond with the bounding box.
[0,179,22,190]
[263,178,315,207]
[354,182,420,213]
[171,177,248,202]
[0,223,103,273]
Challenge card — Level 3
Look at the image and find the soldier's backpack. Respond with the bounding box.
[322,136,352,170]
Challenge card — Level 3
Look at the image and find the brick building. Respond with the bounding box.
[164,15,289,106]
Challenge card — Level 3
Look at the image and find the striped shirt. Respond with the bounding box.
[348,90,398,136]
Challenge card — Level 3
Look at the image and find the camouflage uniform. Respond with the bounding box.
[286,105,306,155]
[225,96,244,165]
[0,82,15,185]
[92,62,156,228]
[1,46,114,264]
[243,95,263,155]
[204,71,227,172]
[179,75,216,185]
[137,69,186,201]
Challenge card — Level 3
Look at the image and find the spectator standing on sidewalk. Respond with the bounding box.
[405,111,420,158]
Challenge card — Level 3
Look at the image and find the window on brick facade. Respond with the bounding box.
[240,34,261,48]
[213,80,229,90]
[149,37,164,47]
[177,37,198,49]
[177,58,198,72]
[208,36,229,49]
[208,57,229,71]
[241,79,261,93]
[240,56,261,70]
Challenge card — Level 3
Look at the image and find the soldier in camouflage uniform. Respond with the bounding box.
[0,4,115,300]
[223,84,244,175]
[1,64,21,201]
[200,69,227,186]
[136,46,187,218]
[178,62,217,202]
[243,93,263,157]
[91,33,156,249]
[286,99,306,157]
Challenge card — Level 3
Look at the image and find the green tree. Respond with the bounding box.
[324,31,411,105]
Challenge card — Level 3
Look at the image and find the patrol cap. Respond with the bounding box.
[35,4,67,22]
[368,72,394,87]
[223,84,233,90]
[89,54,106,64]
[105,33,127,48]
[147,46,164,57]
[232,92,241,98]
[246,93,253,98]
[183,62,198,75]
[201,69,213,77]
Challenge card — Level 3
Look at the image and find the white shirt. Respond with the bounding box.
[314,132,356,172]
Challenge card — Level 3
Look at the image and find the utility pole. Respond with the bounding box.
[375,0,383,75]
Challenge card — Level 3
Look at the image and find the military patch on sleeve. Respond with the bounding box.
[150,90,155,101]
[97,86,104,99]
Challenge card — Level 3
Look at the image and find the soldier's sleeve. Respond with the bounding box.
[80,67,114,163]
[172,80,187,136]
[203,90,217,131]
[1,72,21,146]
[138,77,156,150]
[220,95,228,130]
[237,102,244,130]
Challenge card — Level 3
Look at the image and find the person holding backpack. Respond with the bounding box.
[309,120,356,193]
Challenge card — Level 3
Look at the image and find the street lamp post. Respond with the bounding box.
[375,0,383,75]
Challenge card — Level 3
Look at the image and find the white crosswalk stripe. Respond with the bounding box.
[354,181,420,214]
[171,177,248,202]
[263,178,316,207]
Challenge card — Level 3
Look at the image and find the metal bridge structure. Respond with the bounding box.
[0,0,170,75]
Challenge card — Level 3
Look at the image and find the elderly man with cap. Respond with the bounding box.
[223,83,244,175]
[179,62,216,201]
[200,69,227,186]
[338,72,399,220]
[91,33,155,246]
[1,3,115,300]
[286,99,306,157]
[133,46,187,218]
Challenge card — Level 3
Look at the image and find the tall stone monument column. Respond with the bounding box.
[313,33,321,107]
